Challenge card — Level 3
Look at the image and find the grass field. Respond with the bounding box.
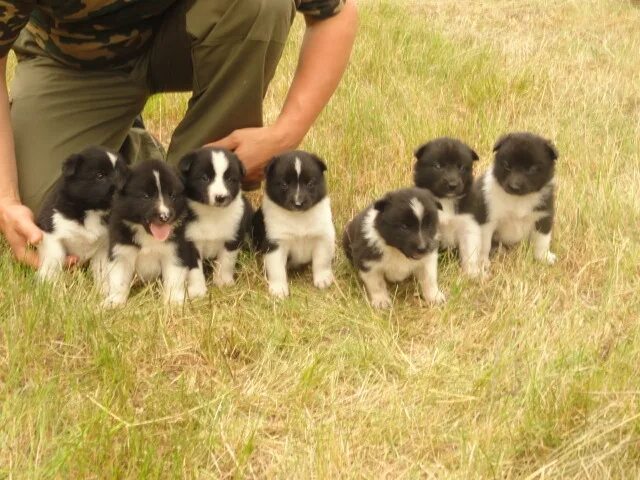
[2,0,640,477]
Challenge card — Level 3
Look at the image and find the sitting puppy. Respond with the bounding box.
[104,159,198,307]
[342,188,445,309]
[474,132,558,267]
[179,147,253,294]
[414,137,482,277]
[252,151,335,298]
[36,146,128,282]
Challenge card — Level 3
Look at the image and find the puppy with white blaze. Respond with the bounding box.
[252,151,335,298]
[342,188,445,309]
[36,146,128,283]
[414,137,482,277]
[179,147,253,294]
[473,132,558,268]
[104,160,199,307]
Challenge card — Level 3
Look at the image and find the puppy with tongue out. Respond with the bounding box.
[104,159,199,307]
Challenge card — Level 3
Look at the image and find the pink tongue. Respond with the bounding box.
[149,223,173,241]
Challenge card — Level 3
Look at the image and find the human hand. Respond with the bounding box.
[0,198,77,269]
[206,124,298,189]
[0,198,42,267]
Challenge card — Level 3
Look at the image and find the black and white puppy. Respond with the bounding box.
[104,159,198,307]
[252,151,335,298]
[179,147,253,294]
[342,188,445,309]
[414,137,482,277]
[36,146,128,282]
[474,132,558,267]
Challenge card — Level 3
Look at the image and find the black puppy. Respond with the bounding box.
[473,132,558,268]
[252,151,335,298]
[414,137,482,277]
[342,188,444,309]
[104,159,198,307]
[36,146,128,282]
[179,147,253,294]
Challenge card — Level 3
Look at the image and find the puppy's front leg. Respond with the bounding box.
[532,216,556,265]
[90,246,109,293]
[311,237,335,289]
[479,223,495,272]
[103,246,137,307]
[161,259,188,305]
[360,268,391,309]
[213,248,239,287]
[37,234,66,281]
[417,252,445,304]
[265,246,289,298]
[187,260,207,298]
[458,221,482,278]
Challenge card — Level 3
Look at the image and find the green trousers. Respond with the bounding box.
[10,0,296,210]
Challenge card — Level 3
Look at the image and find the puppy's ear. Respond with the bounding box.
[374,196,389,212]
[493,134,511,153]
[264,156,279,177]
[62,153,83,178]
[178,150,198,178]
[469,147,480,162]
[414,141,431,160]
[112,154,130,192]
[310,153,327,173]
[544,139,559,162]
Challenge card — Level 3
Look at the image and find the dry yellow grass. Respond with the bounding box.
[1,1,639,477]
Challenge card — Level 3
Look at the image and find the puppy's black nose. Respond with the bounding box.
[159,212,170,222]
[294,200,303,208]
[415,246,428,255]
[215,195,228,204]
[447,181,459,191]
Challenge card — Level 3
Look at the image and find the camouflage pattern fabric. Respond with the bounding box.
[0,0,346,68]
[296,0,346,19]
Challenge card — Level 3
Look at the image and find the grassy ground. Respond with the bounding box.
[2,1,640,477]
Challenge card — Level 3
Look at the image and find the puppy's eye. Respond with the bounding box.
[280,181,288,191]
[528,165,540,174]
[459,164,468,172]
[169,192,176,200]
[223,171,231,180]
[144,192,152,199]
[200,174,210,182]
[502,161,511,172]
[433,162,442,170]
[96,172,105,180]
[400,223,410,231]
[308,180,316,188]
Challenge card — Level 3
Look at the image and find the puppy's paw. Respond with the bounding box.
[426,289,446,305]
[213,273,235,288]
[37,264,61,282]
[102,295,126,309]
[370,294,392,309]
[313,270,334,289]
[187,282,207,299]
[536,251,557,265]
[269,282,289,299]
[462,264,481,280]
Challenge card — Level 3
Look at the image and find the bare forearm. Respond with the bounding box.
[275,1,358,147]
[0,56,19,202]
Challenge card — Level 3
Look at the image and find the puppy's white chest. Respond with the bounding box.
[485,176,547,244]
[373,248,422,283]
[53,210,107,260]
[437,199,458,248]
[186,198,243,258]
